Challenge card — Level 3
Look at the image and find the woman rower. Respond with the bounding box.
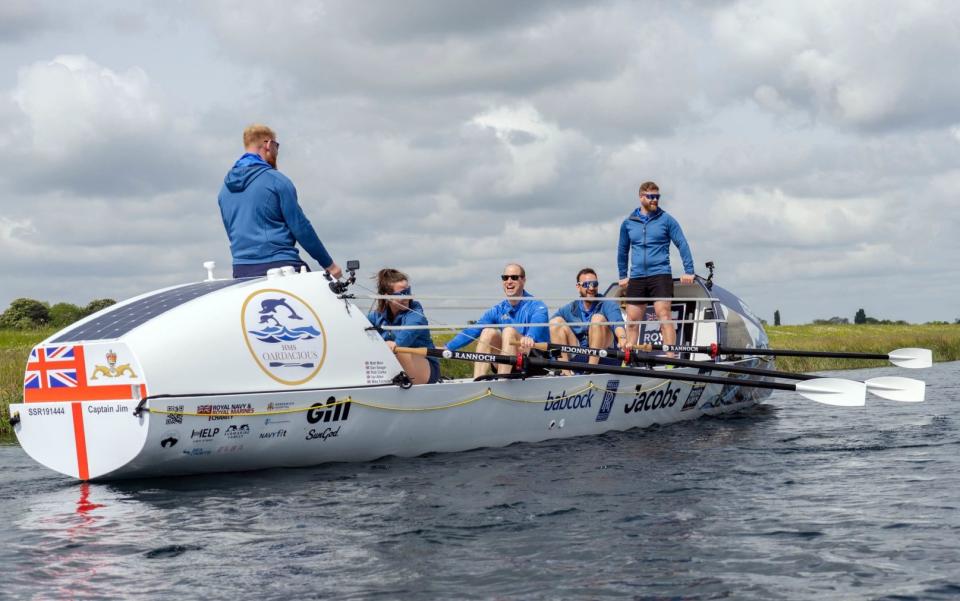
[367,268,441,384]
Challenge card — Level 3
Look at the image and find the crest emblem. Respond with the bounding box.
[241,289,327,385]
[90,349,138,380]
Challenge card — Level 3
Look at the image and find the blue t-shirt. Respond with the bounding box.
[552,297,623,346]
[446,291,549,351]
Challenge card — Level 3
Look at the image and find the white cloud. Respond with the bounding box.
[471,104,592,196]
[13,55,161,158]
[0,1,958,325]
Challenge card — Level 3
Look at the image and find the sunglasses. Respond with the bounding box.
[578,281,599,289]
[501,274,523,281]
[643,193,660,200]
[394,286,412,296]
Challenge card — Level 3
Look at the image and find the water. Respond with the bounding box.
[1,362,958,600]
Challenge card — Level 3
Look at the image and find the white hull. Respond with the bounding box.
[11,364,769,480]
[10,270,774,481]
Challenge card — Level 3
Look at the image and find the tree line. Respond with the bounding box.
[0,298,116,329]
[772,307,958,326]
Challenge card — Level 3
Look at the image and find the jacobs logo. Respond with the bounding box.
[624,382,681,414]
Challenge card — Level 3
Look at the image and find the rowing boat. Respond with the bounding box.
[7,266,925,481]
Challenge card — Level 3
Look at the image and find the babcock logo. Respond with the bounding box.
[624,382,681,414]
[543,389,595,411]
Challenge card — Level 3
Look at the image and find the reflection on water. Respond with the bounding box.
[0,362,958,600]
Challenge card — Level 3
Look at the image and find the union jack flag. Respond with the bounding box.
[24,346,83,390]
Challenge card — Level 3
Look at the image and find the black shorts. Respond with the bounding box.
[625,275,674,306]
[233,260,310,278]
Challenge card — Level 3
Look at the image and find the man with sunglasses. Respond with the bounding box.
[444,263,549,377]
[218,124,342,279]
[550,268,627,366]
[617,181,695,356]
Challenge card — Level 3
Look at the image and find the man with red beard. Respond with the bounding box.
[218,124,342,279]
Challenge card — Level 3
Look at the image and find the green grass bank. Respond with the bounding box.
[2,324,958,437]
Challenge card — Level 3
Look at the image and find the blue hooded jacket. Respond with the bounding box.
[617,208,694,279]
[446,291,549,351]
[218,153,333,267]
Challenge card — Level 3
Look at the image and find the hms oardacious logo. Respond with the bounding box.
[241,289,327,385]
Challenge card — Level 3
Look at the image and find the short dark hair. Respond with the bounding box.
[639,181,659,194]
[576,268,597,283]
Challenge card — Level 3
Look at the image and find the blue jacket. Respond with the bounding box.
[446,291,549,351]
[218,153,333,267]
[367,301,439,366]
[617,208,694,279]
[553,297,623,346]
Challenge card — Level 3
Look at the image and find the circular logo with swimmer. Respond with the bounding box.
[241,289,327,385]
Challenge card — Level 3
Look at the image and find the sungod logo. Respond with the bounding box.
[624,382,682,414]
[544,389,595,412]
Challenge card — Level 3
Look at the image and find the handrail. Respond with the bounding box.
[377,318,726,331]
[359,295,719,303]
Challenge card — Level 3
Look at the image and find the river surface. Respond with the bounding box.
[1,361,958,600]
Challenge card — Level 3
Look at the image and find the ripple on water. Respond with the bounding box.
[0,362,958,599]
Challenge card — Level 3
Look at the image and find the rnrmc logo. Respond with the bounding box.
[624,382,682,414]
[241,290,327,385]
[682,384,705,411]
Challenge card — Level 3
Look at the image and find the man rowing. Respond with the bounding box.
[617,181,694,357]
[443,263,549,377]
[549,268,627,367]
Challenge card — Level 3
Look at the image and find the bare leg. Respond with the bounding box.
[549,317,579,360]
[655,300,676,357]
[497,326,521,374]
[473,327,501,378]
[549,317,579,374]
[587,313,613,365]
[625,303,646,349]
[396,353,433,384]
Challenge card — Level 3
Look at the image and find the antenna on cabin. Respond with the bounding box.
[203,261,216,281]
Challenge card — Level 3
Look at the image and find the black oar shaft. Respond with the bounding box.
[634,354,814,382]
[527,357,799,392]
[718,347,890,360]
[543,342,813,382]
[413,347,800,393]
[657,343,890,361]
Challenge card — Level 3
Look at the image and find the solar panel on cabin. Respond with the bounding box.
[51,279,250,343]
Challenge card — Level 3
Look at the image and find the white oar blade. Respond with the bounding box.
[888,347,932,369]
[865,376,926,403]
[794,378,866,407]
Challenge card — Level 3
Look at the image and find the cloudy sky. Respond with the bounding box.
[1,0,958,325]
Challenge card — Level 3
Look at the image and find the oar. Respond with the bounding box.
[531,343,925,403]
[643,343,932,369]
[396,347,867,407]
